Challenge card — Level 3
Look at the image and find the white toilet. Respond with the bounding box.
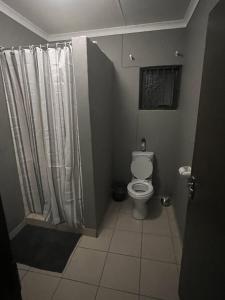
[127,151,154,220]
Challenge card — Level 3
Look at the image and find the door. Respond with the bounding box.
[179,1,225,299]
[0,196,22,300]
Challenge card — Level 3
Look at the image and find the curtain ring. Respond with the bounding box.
[29,45,34,53]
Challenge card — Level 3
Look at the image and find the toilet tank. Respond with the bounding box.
[132,151,154,161]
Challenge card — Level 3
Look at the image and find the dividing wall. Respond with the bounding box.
[72,37,113,230]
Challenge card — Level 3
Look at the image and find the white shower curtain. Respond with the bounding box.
[0,45,83,227]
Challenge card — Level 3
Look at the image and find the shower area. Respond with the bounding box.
[0,36,113,237]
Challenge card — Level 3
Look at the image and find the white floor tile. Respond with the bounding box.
[110,230,142,257]
[29,267,61,278]
[108,200,122,212]
[120,198,133,215]
[102,209,119,229]
[53,279,97,300]
[100,253,140,294]
[17,263,30,271]
[170,220,180,238]
[63,247,106,285]
[166,206,176,222]
[116,213,142,233]
[18,269,27,281]
[147,198,168,220]
[177,265,181,277]
[21,271,60,300]
[142,234,176,263]
[143,215,170,236]
[79,228,113,251]
[173,237,183,265]
[96,287,139,300]
[140,259,179,300]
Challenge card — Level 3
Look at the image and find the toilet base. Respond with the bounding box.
[132,202,148,220]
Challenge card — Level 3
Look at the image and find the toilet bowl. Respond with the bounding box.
[127,152,154,220]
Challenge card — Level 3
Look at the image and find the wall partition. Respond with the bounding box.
[72,37,113,231]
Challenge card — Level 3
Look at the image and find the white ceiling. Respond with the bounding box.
[0,0,199,40]
[120,0,190,25]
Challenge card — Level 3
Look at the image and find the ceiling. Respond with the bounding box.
[0,0,199,40]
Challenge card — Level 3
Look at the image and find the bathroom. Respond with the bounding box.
[1,0,223,299]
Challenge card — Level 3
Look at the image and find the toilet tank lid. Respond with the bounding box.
[132,151,154,159]
[131,156,153,180]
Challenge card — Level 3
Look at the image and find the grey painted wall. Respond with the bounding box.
[72,37,113,229]
[0,12,46,232]
[72,37,97,229]
[91,29,185,195]
[173,0,219,238]
[87,40,114,227]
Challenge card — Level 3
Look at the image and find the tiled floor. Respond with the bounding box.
[18,198,182,300]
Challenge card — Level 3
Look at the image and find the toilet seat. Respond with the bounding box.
[127,179,154,199]
[131,157,153,180]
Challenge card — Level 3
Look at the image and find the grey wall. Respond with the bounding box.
[72,37,97,229]
[91,29,185,195]
[72,37,113,229]
[173,0,219,238]
[0,12,46,232]
[87,39,114,227]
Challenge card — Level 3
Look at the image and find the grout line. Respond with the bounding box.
[139,293,166,300]
[166,206,182,265]
[142,231,173,238]
[18,269,28,282]
[62,237,81,273]
[51,276,62,299]
[28,268,62,278]
[138,217,143,295]
[166,207,182,275]
[94,206,121,299]
[100,284,139,296]
[54,276,99,288]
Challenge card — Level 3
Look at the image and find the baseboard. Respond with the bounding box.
[9,219,26,240]
[80,227,97,237]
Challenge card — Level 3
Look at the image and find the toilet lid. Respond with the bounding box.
[131,157,153,180]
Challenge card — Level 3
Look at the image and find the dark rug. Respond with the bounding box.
[11,225,81,273]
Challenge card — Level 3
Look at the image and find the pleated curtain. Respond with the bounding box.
[0,45,83,227]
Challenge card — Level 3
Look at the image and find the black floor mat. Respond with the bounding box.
[11,225,81,273]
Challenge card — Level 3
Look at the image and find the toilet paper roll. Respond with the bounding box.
[179,166,191,177]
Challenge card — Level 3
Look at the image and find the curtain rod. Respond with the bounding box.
[0,40,72,51]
